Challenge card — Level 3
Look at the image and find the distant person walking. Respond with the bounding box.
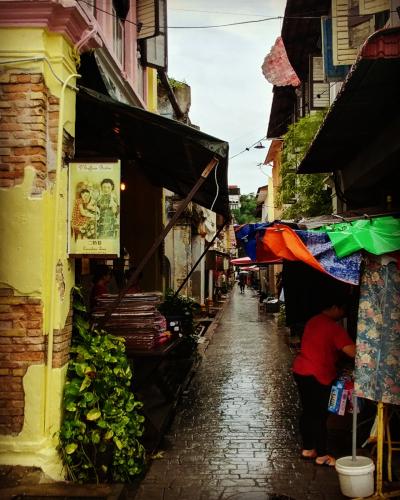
[238,272,246,294]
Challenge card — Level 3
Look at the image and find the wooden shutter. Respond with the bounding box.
[359,0,390,14]
[137,0,158,40]
[332,0,358,65]
[332,0,375,65]
[309,57,330,109]
[321,17,350,81]
[141,0,167,70]
[348,0,374,49]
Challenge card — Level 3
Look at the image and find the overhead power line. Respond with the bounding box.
[229,137,267,160]
[78,1,396,31]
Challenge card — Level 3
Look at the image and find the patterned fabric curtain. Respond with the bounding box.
[354,254,400,404]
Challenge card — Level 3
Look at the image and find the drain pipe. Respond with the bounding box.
[44,72,80,434]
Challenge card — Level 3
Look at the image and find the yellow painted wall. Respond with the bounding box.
[0,364,67,478]
[146,68,158,113]
[0,27,78,479]
[0,29,77,136]
[0,26,78,335]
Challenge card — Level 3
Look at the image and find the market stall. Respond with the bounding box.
[235,216,400,497]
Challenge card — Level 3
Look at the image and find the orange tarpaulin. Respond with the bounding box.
[259,224,326,275]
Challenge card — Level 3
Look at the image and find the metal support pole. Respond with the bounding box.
[95,156,219,330]
[377,401,384,496]
[173,220,228,298]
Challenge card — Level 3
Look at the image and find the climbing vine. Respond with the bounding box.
[278,110,332,219]
[58,288,145,483]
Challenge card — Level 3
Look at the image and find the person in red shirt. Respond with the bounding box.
[292,299,356,466]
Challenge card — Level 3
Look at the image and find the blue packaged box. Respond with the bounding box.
[328,380,345,414]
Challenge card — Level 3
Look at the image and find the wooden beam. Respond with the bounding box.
[95,157,220,330]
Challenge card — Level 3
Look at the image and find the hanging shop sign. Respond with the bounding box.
[68,161,121,257]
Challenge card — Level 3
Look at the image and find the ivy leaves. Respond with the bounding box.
[58,288,145,483]
[278,110,332,220]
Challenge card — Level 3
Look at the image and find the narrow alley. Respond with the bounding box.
[134,287,345,500]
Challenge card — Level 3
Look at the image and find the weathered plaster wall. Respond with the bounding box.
[191,236,205,305]
[0,27,77,479]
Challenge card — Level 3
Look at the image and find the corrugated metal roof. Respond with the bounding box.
[281,0,330,81]
[297,27,400,175]
[298,207,400,229]
[266,86,296,139]
[267,0,330,140]
[361,26,400,59]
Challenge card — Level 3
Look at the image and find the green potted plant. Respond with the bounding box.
[158,289,201,355]
[58,287,145,483]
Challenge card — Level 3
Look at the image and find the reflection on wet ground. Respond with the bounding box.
[134,287,345,499]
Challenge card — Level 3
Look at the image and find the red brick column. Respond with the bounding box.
[0,72,73,435]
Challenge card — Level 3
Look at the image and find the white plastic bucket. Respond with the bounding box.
[335,456,375,498]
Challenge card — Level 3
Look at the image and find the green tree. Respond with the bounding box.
[232,193,259,224]
[278,111,332,220]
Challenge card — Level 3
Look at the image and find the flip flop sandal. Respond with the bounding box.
[315,455,336,466]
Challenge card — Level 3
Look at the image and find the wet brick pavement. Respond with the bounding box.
[133,287,346,500]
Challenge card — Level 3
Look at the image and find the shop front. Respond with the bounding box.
[69,86,231,453]
[235,218,400,494]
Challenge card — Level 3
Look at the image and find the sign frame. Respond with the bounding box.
[68,160,121,257]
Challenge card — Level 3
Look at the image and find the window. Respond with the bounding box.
[112,5,125,65]
[138,0,168,71]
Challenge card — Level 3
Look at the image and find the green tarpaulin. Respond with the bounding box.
[321,216,400,258]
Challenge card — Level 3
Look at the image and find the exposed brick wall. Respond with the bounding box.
[0,71,74,435]
[52,310,73,368]
[0,288,73,435]
[0,288,45,435]
[0,72,59,192]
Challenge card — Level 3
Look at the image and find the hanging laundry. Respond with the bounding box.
[354,255,400,405]
[261,37,301,87]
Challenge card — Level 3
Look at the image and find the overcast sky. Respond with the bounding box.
[167,1,285,195]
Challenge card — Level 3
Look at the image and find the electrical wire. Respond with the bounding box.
[229,136,267,160]
[78,1,397,31]
[170,8,269,18]
[170,16,281,29]
[266,81,337,141]
[229,81,338,161]
[77,0,360,166]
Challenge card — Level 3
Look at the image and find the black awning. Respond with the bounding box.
[75,86,230,218]
[281,0,330,81]
[266,86,296,139]
[297,28,400,176]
